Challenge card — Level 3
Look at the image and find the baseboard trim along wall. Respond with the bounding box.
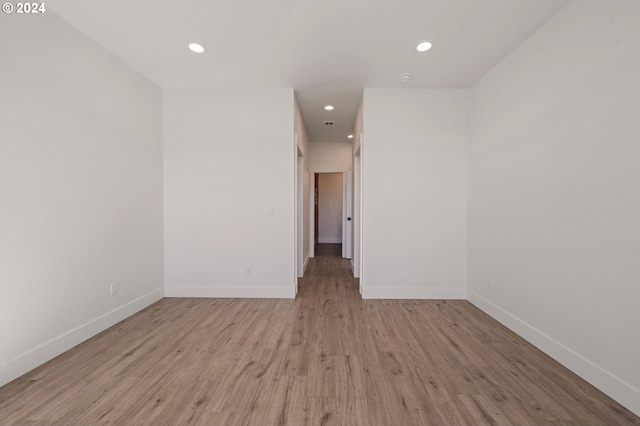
[165,285,296,299]
[362,287,467,300]
[0,288,164,388]
[317,238,342,244]
[468,291,640,417]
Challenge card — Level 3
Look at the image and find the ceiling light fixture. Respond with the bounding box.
[416,41,433,53]
[324,105,334,111]
[399,73,412,83]
[348,135,353,139]
[188,42,205,53]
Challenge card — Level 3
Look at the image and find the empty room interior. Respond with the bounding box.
[1,0,639,424]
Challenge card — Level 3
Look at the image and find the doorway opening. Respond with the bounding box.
[314,173,343,257]
[310,170,354,262]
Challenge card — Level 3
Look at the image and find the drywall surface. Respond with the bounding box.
[163,89,296,298]
[362,89,469,299]
[468,0,640,415]
[310,142,353,172]
[0,12,164,386]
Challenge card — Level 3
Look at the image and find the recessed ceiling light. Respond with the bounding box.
[188,42,205,53]
[324,105,334,111]
[348,135,354,139]
[416,41,433,53]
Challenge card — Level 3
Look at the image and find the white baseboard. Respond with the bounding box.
[318,237,341,244]
[0,288,164,388]
[165,285,295,299]
[468,290,640,417]
[362,287,467,300]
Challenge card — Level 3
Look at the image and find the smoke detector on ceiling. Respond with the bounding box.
[399,73,412,83]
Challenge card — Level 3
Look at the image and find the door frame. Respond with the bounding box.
[310,170,352,260]
[294,135,305,294]
[353,135,364,292]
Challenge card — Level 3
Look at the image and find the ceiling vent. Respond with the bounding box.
[324,121,335,126]
[399,73,412,83]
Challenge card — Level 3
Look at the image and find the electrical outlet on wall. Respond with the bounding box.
[110,281,119,296]
[488,276,494,289]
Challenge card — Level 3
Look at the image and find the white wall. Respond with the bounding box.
[310,142,353,172]
[468,0,640,415]
[317,174,343,244]
[362,89,469,299]
[294,96,311,274]
[163,89,296,298]
[0,12,164,387]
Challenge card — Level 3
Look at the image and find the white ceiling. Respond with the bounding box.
[47,0,570,142]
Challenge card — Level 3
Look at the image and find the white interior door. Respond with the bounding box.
[342,170,352,259]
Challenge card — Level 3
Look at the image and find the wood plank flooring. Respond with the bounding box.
[1,256,638,425]
[314,243,342,257]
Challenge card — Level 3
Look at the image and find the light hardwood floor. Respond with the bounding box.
[1,256,638,425]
